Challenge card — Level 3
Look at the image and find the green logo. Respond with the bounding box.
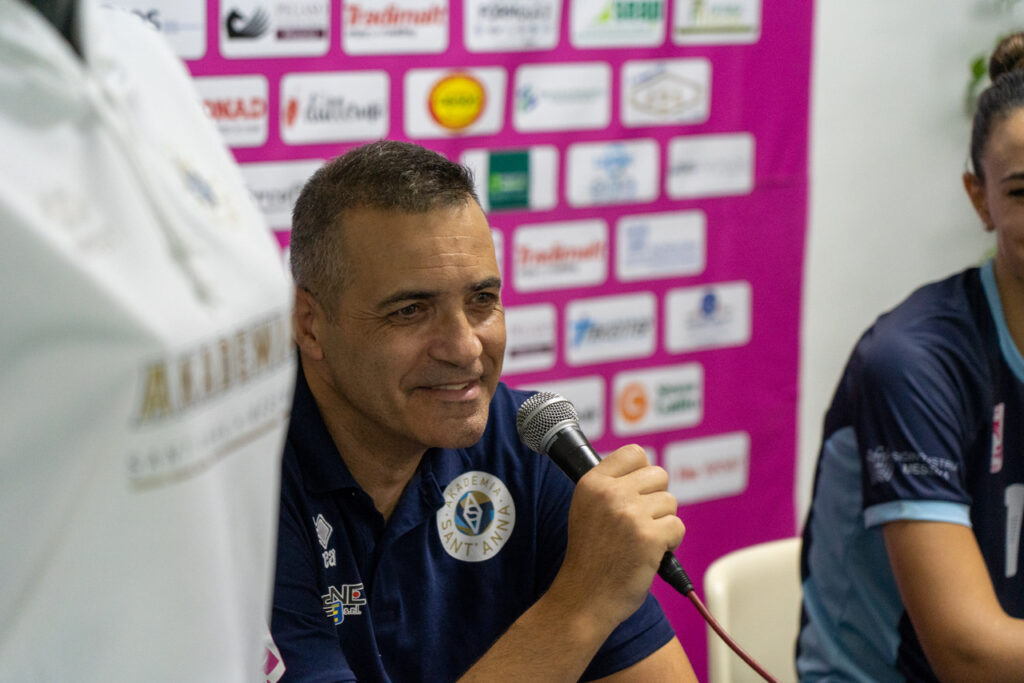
[487,150,530,211]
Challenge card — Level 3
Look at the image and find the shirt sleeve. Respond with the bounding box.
[582,594,676,681]
[851,324,979,525]
[271,451,357,683]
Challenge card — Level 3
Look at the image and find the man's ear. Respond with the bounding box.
[963,171,995,232]
[293,287,326,361]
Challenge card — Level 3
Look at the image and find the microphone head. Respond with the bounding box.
[516,391,579,453]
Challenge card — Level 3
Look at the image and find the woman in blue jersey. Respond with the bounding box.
[798,33,1024,682]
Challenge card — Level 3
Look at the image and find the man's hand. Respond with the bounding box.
[457,444,694,683]
[552,444,685,629]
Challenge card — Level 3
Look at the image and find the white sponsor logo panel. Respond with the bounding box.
[672,0,761,45]
[105,0,207,58]
[404,67,508,138]
[666,133,755,199]
[513,219,608,292]
[464,0,561,52]
[513,62,611,132]
[220,0,330,58]
[503,304,558,374]
[565,293,656,366]
[193,75,269,148]
[342,0,449,55]
[616,210,706,282]
[240,159,324,229]
[665,281,752,352]
[570,0,666,48]
[621,58,711,127]
[612,363,703,435]
[566,139,659,207]
[280,71,389,144]
[665,432,750,503]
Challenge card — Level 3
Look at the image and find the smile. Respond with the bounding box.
[434,382,470,391]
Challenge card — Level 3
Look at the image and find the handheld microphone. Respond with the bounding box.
[515,391,693,594]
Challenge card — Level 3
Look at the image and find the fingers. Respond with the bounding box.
[558,444,686,626]
[593,443,649,476]
[587,444,673,496]
[578,444,682,538]
[657,511,686,551]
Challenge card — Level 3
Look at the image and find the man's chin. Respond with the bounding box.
[421,415,489,450]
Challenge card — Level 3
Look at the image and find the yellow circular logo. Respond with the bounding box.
[429,74,486,130]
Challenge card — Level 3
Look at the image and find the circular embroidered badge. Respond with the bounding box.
[436,470,515,562]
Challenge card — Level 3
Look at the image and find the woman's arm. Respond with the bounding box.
[884,520,1024,682]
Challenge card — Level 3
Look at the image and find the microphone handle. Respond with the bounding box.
[546,427,694,595]
[545,427,601,484]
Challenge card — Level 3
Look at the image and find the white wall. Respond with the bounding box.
[798,2,1021,521]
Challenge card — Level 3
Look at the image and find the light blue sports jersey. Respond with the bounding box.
[798,261,1024,681]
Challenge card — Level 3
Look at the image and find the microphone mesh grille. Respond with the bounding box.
[516,391,579,452]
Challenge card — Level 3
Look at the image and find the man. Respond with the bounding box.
[272,140,697,681]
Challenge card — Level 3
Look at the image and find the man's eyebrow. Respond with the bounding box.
[375,289,438,311]
[472,277,502,292]
[375,278,502,311]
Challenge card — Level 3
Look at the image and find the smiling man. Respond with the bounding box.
[272,140,696,682]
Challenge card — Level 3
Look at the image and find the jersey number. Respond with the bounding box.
[1006,484,1024,578]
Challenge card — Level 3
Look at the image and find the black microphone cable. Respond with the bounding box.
[517,391,779,683]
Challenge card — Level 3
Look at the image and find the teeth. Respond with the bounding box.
[437,383,469,390]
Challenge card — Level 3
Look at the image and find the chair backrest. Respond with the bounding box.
[703,537,802,683]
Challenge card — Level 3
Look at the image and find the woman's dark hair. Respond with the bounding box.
[970,32,1024,179]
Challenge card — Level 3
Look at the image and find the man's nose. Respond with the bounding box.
[430,308,484,365]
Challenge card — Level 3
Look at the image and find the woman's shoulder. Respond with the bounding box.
[855,267,989,381]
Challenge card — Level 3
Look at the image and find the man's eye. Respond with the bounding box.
[393,304,421,318]
[473,292,499,306]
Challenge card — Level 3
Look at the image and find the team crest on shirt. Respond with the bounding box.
[436,471,515,562]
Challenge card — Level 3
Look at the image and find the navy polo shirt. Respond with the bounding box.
[271,367,675,682]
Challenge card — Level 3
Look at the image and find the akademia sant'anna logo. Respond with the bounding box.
[436,470,515,562]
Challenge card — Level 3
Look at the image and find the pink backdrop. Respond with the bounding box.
[165,0,813,677]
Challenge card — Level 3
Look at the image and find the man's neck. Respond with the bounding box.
[332,435,423,522]
[304,363,424,522]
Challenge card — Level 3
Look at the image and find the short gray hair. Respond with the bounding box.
[290,140,479,312]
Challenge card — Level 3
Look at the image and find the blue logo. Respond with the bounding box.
[515,85,539,112]
[589,144,637,201]
[455,491,495,536]
[700,290,718,317]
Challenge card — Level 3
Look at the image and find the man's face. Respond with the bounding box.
[315,202,506,456]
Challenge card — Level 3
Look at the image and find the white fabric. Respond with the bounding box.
[0,1,295,680]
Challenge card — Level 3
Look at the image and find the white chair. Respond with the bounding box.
[703,537,802,683]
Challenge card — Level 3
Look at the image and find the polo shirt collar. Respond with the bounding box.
[289,359,362,494]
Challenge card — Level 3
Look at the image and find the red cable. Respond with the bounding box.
[685,589,779,683]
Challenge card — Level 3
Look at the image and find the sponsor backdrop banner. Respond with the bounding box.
[126,0,811,675]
